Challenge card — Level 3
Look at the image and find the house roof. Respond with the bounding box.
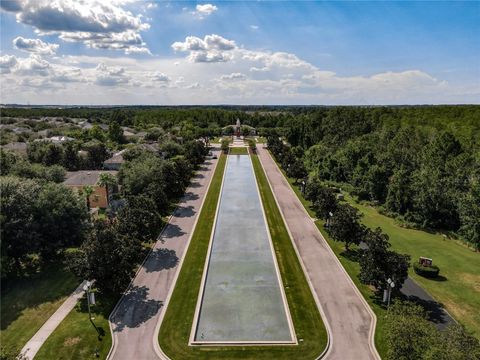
[63,170,117,186]
[103,149,126,164]
[2,142,27,152]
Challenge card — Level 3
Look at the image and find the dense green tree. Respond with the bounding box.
[359,228,410,290]
[385,301,437,360]
[43,143,64,166]
[328,203,365,250]
[62,142,79,170]
[83,141,109,169]
[385,167,413,214]
[0,149,19,175]
[385,301,480,360]
[0,177,87,276]
[458,180,480,250]
[159,141,184,159]
[33,182,88,258]
[69,221,142,294]
[184,140,206,165]
[426,324,480,360]
[312,186,338,223]
[221,139,229,154]
[116,195,163,242]
[108,121,125,143]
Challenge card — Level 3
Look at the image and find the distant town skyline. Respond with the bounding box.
[1,0,479,105]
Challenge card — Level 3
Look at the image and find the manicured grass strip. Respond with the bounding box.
[0,263,78,356]
[159,154,327,359]
[342,194,480,339]
[229,147,248,155]
[34,294,115,360]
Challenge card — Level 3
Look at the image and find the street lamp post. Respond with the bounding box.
[385,278,395,310]
[83,280,95,321]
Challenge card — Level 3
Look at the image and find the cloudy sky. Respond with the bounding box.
[0,0,479,105]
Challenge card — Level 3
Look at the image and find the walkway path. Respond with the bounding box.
[20,280,88,360]
[107,150,220,360]
[257,147,380,360]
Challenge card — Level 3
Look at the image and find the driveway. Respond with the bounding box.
[257,147,379,360]
[107,149,219,360]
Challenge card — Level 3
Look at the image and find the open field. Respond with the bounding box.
[0,264,78,356]
[159,153,327,359]
[343,194,480,339]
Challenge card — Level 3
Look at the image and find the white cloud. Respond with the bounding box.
[0,35,475,105]
[13,36,59,55]
[15,54,51,76]
[151,72,170,82]
[95,62,130,86]
[2,0,151,54]
[220,72,246,81]
[192,4,218,19]
[172,34,236,63]
[196,4,217,16]
[0,55,18,74]
[250,25,259,30]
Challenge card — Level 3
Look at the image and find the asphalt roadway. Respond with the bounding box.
[257,146,380,360]
[107,149,219,360]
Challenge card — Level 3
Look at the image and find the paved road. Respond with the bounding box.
[108,150,219,360]
[20,281,87,360]
[257,147,379,360]
[402,277,454,329]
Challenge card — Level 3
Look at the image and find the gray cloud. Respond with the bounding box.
[13,36,59,55]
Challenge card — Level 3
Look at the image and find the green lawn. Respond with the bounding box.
[159,153,327,359]
[270,150,480,354]
[229,147,248,155]
[343,194,480,339]
[0,264,79,356]
[35,294,115,360]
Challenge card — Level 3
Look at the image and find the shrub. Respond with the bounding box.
[413,262,440,278]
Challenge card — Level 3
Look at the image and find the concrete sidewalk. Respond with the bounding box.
[107,150,220,360]
[257,147,379,360]
[20,280,87,360]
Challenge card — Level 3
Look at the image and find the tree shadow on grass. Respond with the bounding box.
[1,263,77,330]
[143,248,178,273]
[427,275,448,282]
[111,286,162,332]
[339,248,362,262]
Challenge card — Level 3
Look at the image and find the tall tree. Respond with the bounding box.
[328,203,365,250]
[359,227,410,291]
[69,221,142,294]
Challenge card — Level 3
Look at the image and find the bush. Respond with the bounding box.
[413,262,440,278]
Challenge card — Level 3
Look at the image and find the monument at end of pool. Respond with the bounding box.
[235,118,241,138]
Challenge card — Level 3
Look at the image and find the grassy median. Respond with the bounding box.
[229,147,248,155]
[158,153,327,359]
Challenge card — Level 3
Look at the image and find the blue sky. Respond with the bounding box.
[0,0,479,105]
